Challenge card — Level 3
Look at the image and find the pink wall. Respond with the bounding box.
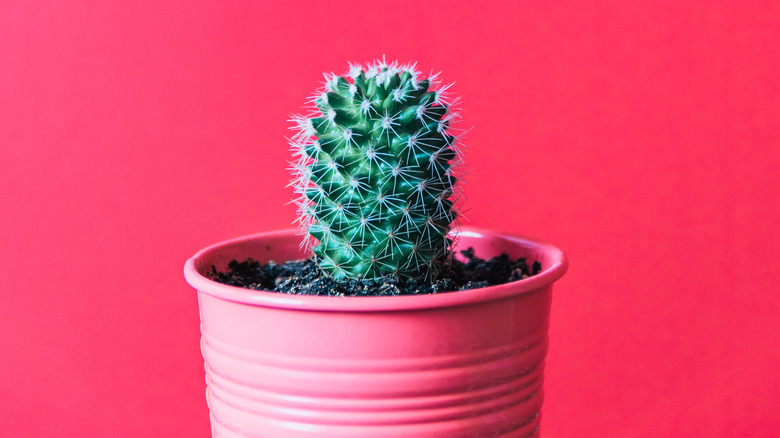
[2,1,778,436]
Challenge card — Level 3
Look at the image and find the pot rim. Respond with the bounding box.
[184,227,568,312]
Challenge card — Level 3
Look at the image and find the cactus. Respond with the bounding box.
[289,59,463,280]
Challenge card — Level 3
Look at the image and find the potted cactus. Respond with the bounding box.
[184,59,568,437]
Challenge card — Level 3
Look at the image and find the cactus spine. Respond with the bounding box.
[290,60,462,280]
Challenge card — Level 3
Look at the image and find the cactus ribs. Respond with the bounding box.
[290,60,463,281]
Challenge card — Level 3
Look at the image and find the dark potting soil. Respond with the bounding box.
[207,248,542,297]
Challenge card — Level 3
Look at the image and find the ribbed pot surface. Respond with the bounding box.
[185,228,567,437]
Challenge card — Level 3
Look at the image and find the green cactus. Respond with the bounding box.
[290,60,462,280]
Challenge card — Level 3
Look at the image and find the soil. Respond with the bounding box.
[207,248,542,297]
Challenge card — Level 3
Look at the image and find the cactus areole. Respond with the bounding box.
[290,60,463,280]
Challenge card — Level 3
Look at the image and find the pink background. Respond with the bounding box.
[2,1,778,436]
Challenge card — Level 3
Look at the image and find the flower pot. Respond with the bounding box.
[184,227,567,438]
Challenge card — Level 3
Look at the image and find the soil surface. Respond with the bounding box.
[208,248,542,297]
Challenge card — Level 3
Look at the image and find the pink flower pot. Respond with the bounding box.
[184,227,567,437]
